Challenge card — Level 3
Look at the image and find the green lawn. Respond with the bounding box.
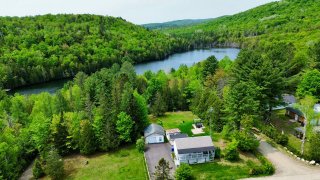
[61,145,147,180]
[150,111,198,136]
[191,162,250,180]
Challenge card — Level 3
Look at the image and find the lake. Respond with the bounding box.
[11,48,240,95]
[135,48,240,74]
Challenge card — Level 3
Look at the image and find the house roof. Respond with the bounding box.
[314,104,320,113]
[166,128,181,134]
[144,124,165,137]
[174,136,215,154]
[283,94,296,105]
[286,107,304,117]
[169,133,188,140]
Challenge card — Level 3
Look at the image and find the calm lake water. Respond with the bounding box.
[11,48,240,95]
[135,48,240,74]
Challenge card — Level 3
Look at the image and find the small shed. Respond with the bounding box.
[285,107,305,124]
[144,124,165,144]
[166,128,181,141]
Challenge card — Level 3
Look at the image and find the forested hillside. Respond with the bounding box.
[0,14,186,89]
[163,0,320,52]
[142,18,215,30]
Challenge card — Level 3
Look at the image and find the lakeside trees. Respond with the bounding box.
[0,14,187,89]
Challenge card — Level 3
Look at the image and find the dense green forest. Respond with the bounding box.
[2,49,319,179]
[1,0,320,179]
[163,0,320,53]
[0,14,188,89]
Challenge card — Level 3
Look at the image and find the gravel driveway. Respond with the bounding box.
[244,139,320,180]
[145,143,176,179]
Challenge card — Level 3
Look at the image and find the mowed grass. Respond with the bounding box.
[150,111,197,136]
[192,162,250,180]
[61,145,147,180]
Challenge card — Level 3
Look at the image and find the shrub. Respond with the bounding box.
[175,163,193,180]
[45,150,64,180]
[224,140,239,161]
[262,126,288,146]
[275,133,289,146]
[236,131,259,152]
[221,124,234,140]
[33,159,45,179]
[215,147,221,159]
[249,152,275,176]
[136,137,145,153]
[309,131,320,161]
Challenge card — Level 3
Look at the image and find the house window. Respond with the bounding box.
[158,137,163,142]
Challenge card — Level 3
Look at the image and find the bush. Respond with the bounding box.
[249,152,275,176]
[236,131,259,152]
[221,124,234,140]
[224,140,239,161]
[175,163,193,180]
[136,137,145,153]
[275,133,289,146]
[215,147,221,159]
[309,132,320,161]
[33,159,45,179]
[45,150,64,180]
[262,126,288,146]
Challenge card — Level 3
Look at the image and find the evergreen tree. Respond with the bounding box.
[202,55,219,80]
[45,149,64,180]
[151,92,167,117]
[51,112,69,155]
[79,120,96,155]
[154,158,171,180]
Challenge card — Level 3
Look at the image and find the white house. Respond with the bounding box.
[144,124,165,144]
[173,136,215,166]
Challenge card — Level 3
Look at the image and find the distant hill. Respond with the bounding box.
[162,0,320,50]
[142,18,217,30]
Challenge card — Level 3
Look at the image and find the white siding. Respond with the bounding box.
[145,134,164,144]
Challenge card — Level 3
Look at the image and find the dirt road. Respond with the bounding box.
[246,140,320,180]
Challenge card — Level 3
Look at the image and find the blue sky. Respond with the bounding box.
[0,0,277,24]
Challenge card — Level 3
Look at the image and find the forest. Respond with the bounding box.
[1,0,320,179]
[1,41,320,178]
[163,0,320,55]
[0,14,188,89]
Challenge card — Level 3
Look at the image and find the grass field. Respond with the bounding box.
[191,162,250,180]
[58,145,147,180]
[150,111,198,136]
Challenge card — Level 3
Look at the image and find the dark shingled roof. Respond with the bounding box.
[175,136,215,154]
[169,133,188,140]
[144,124,165,137]
[286,107,304,117]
